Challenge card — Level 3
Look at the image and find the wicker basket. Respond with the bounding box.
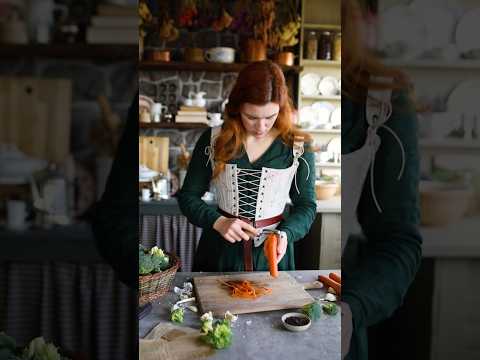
[139,252,180,306]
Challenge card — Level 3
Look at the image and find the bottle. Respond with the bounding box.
[333,32,341,61]
[305,31,318,60]
[319,31,332,60]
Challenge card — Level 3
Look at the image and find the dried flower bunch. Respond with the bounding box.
[157,1,179,47]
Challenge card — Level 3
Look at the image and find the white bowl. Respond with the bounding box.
[281,312,311,332]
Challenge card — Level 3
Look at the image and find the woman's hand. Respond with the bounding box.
[276,232,288,264]
[213,216,259,243]
[341,301,353,359]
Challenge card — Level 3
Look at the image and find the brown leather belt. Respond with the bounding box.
[218,209,283,271]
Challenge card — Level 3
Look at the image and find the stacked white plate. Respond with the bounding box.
[301,73,340,96]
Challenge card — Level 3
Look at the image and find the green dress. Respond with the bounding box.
[177,129,317,272]
[342,90,422,360]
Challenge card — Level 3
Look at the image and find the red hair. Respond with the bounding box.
[212,60,311,178]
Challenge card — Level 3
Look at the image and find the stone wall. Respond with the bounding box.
[139,69,238,171]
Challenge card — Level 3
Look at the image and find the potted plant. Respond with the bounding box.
[139,0,153,60]
[178,0,205,62]
[269,0,301,66]
[231,0,275,62]
[156,1,179,62]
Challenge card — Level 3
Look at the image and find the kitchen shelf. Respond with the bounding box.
[301,59,341,67]
[139,61,303,73]
[303,23,341,31]
[0,44,138,60]
[301,95,341,101]
[305,128,341,134]
[383,59,480,70]
[139,122,208,129]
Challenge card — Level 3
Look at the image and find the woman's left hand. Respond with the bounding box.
[276,233,288,264]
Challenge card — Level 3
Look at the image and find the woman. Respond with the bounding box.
[341,0,422,359]
[177,60,317,272]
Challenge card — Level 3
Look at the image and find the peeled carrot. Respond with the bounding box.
[318,275,341,296]
[264,233,278,278]
[329,272,341,284]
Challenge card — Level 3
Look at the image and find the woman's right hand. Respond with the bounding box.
[213,216,260,243]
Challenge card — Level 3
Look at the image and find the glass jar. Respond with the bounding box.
[305,31,318,60]
[319,31,332,60]
[333,32,341,61]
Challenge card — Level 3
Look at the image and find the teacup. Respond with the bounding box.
[205,47,235,63]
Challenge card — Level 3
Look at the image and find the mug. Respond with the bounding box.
[141,188,151,202]
[205,47,235,63]
[7,200,27,231]
[207,113,222,122]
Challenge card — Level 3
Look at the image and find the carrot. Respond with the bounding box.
[219,280,272,299]
[318,275,341,296]
[263,233,278,278]
[329,272,341,284]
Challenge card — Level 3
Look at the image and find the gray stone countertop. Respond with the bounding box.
[139,270,341,360]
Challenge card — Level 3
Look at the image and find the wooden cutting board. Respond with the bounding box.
[0,77,71,164]
[139,136,169,174]
[193,272,315,316]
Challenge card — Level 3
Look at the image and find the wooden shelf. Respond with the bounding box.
[139,122,208,129]
[303,23,341,31]
[301,95,341,101]
[0,44,138,60]
[306,129,341,134]
[139,61,303,73]
[302,59,341,67]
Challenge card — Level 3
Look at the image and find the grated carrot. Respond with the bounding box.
[219,280,272,299]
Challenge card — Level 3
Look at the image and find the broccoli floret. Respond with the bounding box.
[322,303,338,316]
[302,301,322,321]
[171,308,184,323]
[151,254,169,272]
[201,320,232,349]
[139,253,154,275]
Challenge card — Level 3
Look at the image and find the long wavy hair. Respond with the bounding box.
[343,0,411,99]
[212,60,311,178]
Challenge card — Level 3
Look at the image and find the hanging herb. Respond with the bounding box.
[157,1,179,49]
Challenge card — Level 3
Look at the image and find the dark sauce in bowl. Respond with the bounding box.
[285,316,310,327]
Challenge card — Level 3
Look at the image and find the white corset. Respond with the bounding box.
[205,126,308,246]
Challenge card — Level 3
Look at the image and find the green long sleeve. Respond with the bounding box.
[342,90,422,358]
[177,128,222,229]
[276,150,317,243]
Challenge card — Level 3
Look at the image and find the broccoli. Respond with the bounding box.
[151,254,169,272]
[322,303,338,316]
[201,320,232,349]
[139,253,154,275]
[139,245,170,275]
[171,308,184,323]
[302,301,322,321]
